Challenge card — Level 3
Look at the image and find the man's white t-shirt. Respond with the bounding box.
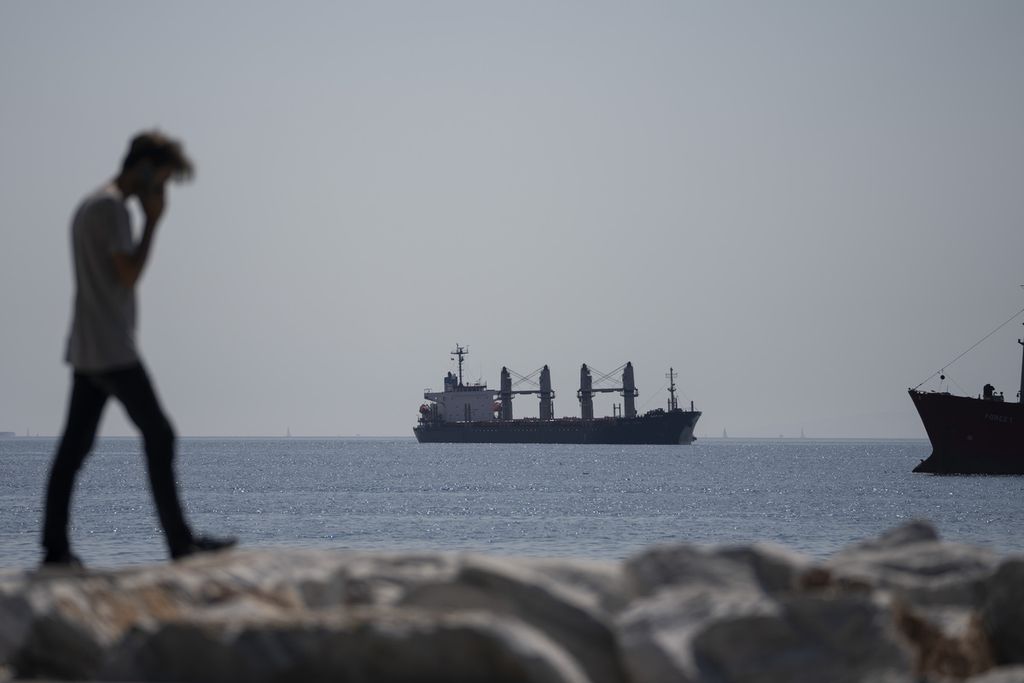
[64,186,139,372]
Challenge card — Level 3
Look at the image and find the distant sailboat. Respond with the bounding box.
[722,428,728,439]
[286,427,292,438]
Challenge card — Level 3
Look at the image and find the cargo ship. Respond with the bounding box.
[414,346,701,444]
[909,324,1024,474]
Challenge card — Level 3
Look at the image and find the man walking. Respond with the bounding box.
[42,131,235,566]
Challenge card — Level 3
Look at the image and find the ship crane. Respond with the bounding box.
[667,368,679,411]
[499,366,556,420]
[577,362,638,419]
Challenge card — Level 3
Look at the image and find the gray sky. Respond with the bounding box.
[2,1,1023,438]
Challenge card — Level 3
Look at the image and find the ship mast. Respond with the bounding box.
[666,367,679,411]
[1018,323,1023,403]
[451,344,468,387]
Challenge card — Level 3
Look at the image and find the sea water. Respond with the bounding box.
[2,437,1022,568]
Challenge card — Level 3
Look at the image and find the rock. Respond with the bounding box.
[399,555,626,683]
[716,591,915,683]
[617,585,914,683]
[967,666,1024,683]
[0,587,32,672]
[624,541,811,599]
[716,543,814,594]
[617,586,777,683]
[844,519,940,552]
[826,522,999,608]
[0,523,1018,683]
[0,571,128,679]
[982,558,1024,664]
[288,551,462,609]
[0,551,603,682]
[520,557,629,614]
[101,608,590,683]
[893,604,994,679]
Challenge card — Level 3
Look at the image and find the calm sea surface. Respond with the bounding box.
[2,437,1022,569]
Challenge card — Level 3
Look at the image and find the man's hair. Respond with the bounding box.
[121,131,195,181]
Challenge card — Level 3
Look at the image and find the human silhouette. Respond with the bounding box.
[41,131,236,566]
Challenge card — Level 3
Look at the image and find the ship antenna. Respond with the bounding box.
[1020,284,1024,402]
[1018,322,1023,403]
[451,344,468,387]
[666,368,678,411]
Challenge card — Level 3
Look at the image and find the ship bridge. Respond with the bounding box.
[421,345,498,423]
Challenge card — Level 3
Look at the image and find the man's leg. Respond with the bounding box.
[41,374,107,559]
[104,363,194,554]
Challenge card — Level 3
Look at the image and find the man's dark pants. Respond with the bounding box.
[42,363,193,556]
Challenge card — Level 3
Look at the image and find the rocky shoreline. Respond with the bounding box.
[1,520,1022,682]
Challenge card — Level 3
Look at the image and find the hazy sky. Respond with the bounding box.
[2,2,1023,438]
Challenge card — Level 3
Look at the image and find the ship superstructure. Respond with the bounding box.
[414,345,701,445]
[420,346,498,424]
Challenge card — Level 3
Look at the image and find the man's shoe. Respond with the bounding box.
[41,549,84,568]
[171,535,237,560]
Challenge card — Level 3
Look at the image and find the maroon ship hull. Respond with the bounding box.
[909,390,1024,474]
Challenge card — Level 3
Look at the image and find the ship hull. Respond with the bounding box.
[414,410,701,445]
[909,390,1024,474]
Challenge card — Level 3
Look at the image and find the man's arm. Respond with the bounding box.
[112,187,165,288]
